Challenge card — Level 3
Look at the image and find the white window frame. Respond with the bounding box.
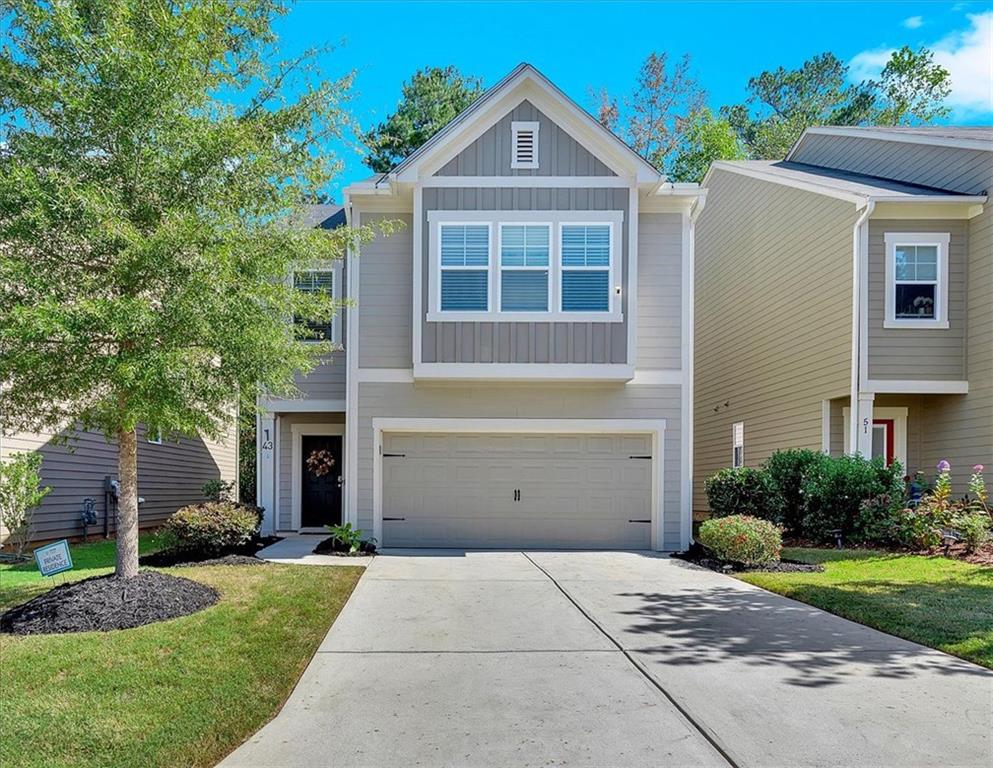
[292,263,343,346]
[884,232,950,329]
[147,429,162,446]
[559,221,618,317]
[436,222,492,314]
[497,222,552,313]
[426,210,623,323]
[731,422,744,468]
[510,120,540,170]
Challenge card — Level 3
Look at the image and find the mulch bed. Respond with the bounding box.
[0,572,219,635]
[313,536,376,557]
[674,545,824,574]
[140,535,282,568]
[173,554,266,568]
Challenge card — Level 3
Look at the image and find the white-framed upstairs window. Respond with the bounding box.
[560,223,613,314]
[884,232,950,329]
[499,224,550,312]
[732,422,744,469]
[439,223,490,312]
[511,121,539,169]
[293,269,338,343]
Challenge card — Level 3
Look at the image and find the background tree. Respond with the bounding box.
[0,0,394,578]
[363,66,483,172]
[873,46,951,125]
[668,109,746,183]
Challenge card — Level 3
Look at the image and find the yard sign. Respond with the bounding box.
[34,539,73,577]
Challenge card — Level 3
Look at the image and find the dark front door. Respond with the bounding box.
[301,435,343,528]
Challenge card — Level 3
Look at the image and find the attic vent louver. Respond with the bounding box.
[511,121,539,169]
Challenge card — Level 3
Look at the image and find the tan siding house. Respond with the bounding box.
[695,127,992,513]
[256,64,702,551]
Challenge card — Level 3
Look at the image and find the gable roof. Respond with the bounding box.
[788,126,993,159]
[388,63,661,183]
[705,160,987,206]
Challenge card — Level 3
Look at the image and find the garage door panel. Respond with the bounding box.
[383,432,653,550]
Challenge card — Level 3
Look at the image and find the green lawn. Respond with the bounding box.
[739,547,993,670]
[0,538,363,768]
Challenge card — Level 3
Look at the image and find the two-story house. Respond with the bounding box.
[255,64,703,551]
[695,126,991,511]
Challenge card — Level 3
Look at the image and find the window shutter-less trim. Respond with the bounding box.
[511,121,539,169]
[294,269,335,341]
[440,224,490,311]
[561,224,611,312]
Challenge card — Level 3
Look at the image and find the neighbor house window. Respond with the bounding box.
[500,224,550,311]
[732,422,744,468]
[884,233,949,329]
[511,121,539,169]
[440,224,490,312]
[147,430,162,445]
[561,224,611,312]
[294,270,335,341]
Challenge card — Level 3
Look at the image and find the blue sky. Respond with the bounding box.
[273,1,993,194]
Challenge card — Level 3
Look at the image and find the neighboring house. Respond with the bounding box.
[0,425,238,544]
[695,126,992,513]
[256,63,703,551]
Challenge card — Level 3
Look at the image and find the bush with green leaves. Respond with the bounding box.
[201,479,236,502]
[800,455,903,542]
[763,449,825,534]
[0,451,51,559]
[704,467,777,519]
[698,515,782,566]
[160,501,261,555]
[326,522,375,554]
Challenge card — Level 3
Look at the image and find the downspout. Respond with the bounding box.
[683,192,707,548]
[848,198,875,453]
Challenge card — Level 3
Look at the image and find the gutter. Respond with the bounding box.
[848,199,875,454]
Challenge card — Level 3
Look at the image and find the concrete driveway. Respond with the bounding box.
[221,551,992,768]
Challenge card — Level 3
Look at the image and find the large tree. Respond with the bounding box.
[723,48,952,159]
[0,0,394,578]
[668,109,746,184]
[363,66,483,173]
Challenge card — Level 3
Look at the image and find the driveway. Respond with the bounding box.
[221,551,992,768]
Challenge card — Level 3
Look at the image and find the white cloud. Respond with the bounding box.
[903,16,924,30]
[850,11,993,118]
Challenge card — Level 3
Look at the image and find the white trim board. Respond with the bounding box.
[420,176,633,188]
[864,379,969,395]
[371,417,669,551]
[413,363,635,382]
[260,398,347,413]
[289,422,345,531]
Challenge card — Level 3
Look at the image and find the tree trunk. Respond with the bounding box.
[116,428,140,579]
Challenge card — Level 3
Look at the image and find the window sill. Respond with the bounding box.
[426,311,624,324]
[883,319,949,330]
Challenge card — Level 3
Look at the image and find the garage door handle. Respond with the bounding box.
[628,519,651,523]
[383,516,406,521]
[629,455,652,460]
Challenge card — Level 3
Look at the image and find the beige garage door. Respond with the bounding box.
[382,432,653,549]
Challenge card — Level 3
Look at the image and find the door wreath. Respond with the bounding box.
[306,448,337,478]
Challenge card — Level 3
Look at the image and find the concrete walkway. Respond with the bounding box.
[256,534,372,567]
[220,551,992,768]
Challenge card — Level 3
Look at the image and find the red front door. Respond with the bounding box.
[872,419,895,466]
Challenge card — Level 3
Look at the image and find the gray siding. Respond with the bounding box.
[791,134,992,194]
[637,213,683,369]
[293,256,348,398]
[435,100,615,177]
[358,213,414,368]
[867,219,967,380]
[355,382,685,550]
[694,168,856,512]
[421,187,629,364]
[1,424,237,543]
[276,412,345,531]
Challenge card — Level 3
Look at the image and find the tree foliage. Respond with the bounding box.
[0,0,396,576]
[0,452,51,559]
[363,66,483,173]
[874,46,951,126]
[668,108,746,183]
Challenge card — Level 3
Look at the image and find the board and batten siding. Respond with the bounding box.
[867,219,967,380]
[276,412,345,531]
[0,424,237,543]
[694,168,856,512]
[791,133,993,195]
[435,100,615,178]
[421,187,629,364]
[637,212,683,369]
[357,213,414,369]
[354,382,685,550]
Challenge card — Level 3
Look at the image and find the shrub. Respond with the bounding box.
[326,522,375,554]
[857,493,907,545]
[698,515,782,566]
[201,479,236,502]
[161,501,261,554]
[951,511,990,552]
[801,455,903,542]
[0,452,51,559]
[704,467,777,519]
[763,449,825,534]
